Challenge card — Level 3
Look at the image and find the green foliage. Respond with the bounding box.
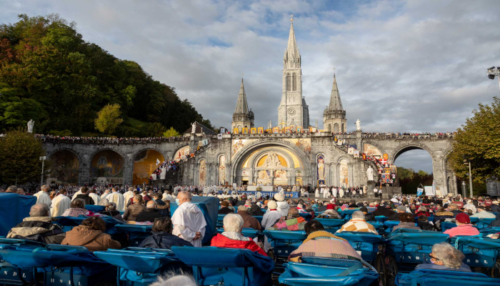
[48,129,72,136]
[95,104,123,135]
[0,14,214,135]
[449,97,500,183]
[397,166,433,194]
[0,129,51,185]
[163,127,180,138]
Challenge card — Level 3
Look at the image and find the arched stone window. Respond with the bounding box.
[334,123,339,133]
[292,73,297,91]
[341,123,345,133]
[327,124,331,132]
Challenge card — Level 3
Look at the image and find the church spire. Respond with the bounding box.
[234,78,249,114]
[328,74,343,111]
[283,15,300,69]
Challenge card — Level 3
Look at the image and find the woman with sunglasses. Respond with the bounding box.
[416,242,471,272]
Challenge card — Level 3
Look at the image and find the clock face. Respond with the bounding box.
[288,108,296,115]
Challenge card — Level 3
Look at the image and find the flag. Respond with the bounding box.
[417,188,423,196]
[156,158,160,165]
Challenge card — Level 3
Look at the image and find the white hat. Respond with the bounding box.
[274,193,285,202]
[268,200,277,209]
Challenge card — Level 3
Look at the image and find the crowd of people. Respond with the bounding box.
[2,182,498,284]
[35,134,191,144]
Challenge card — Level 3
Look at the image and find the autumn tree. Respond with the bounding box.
[163,127,180,138]
[0,129,50,185]
[95,104,123,135]
[449,97,500,183]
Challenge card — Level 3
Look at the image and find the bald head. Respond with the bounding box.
[177,191,192,205]
[30,204,49,217]
[147,200,157,209]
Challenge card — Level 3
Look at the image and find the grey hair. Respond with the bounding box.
[41,185,49,192]
[30,203,49,217]
[351,211,365,219]
[107,202,117,211]
[149,272,196,286]
[223,213,244,232]
[147,200,157,208]
[128,187,134,192]
[432,242,465,269]
[100,198,110,206]
[7,185,17,192]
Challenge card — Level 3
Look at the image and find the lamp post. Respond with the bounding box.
[463,159,473,197]
[487,66,500,90]
[39,156,46,187]
[461,181,466,198]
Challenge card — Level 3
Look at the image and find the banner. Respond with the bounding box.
[217,134,223,140]
[424,186,435,196]
[417,188,423,196]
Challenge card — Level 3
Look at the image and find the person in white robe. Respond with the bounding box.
[315,188,320,198]
[339,188,344,198]
[323,188,331,199]
[101,189,111,200]
[163,191,176,202]
[51,189,71,217]
[123,187,135,206]
[71,188,82,201]
[256,191,263,200]
[34,185,52,208]
[88,189,101,206]
[107,188,125,211]
[332,187,338,198]
[172,191,206,247]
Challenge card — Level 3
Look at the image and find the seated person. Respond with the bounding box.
[414,206,430,218]
[7,204,65,244]
[123,195,146,222]
[289,220,361,262]
[393,213,420,232]
[136,201,165,223]
[248,204,264,216]
[153,193,170,217]
[61,199,90,217]
[61,217,121,251]
[211,214,267,256]
[316,204,341,219]
[218,200,234,214]
[471,205,496,219]
[74,186,95,205]
[443,213,480,237]
[416,242,471,272]
[261,200,283,230]
[449,204,462,217]
[139,217,193,249]
[100,202,125,222]
[270,208,307,231]
[237,205,262,230]
[336,211,378,235]
[434,207,455,226]
[371,205,395,218]
[388,206,407,221]
[417,215,436,231]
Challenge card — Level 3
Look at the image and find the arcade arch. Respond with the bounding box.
[48,150,80,184]
[90,150,124,185]
[132,149,165,185]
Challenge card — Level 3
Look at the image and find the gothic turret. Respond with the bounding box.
[231,78,254,132]
[323,74,347,133]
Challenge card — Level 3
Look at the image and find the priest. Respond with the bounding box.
[172,191,206,247]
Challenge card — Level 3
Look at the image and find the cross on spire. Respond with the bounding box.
[290,14,293,23]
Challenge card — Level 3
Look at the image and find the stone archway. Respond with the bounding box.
[132,149,165,185]
[231,140,312,187]
[48,149,81,184]
[90,149,125,185]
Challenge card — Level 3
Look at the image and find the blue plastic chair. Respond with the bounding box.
[95,248,187,286]
[314,218,346,233]
[375,216,388,223]
[452,236,500,274]
[216,228,261,239]
[385,229,450,282]
[278,257,378,286]
[0,238,46,285]
[341,209,359,220]
[336,232,386,285]
[385,221,401,234]
[85,204,105,213]
[263,230,307,261]
[171,246,273,286]
[115,224,152,246]
[0,244,116,286]
[395,268,500,285]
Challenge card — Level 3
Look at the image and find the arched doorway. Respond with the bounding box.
[90,150,124,185]
[49,150,80,184]
[133,149,165,185]
[393,147,433,195]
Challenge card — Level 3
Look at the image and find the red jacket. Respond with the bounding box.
[210,234,267,257]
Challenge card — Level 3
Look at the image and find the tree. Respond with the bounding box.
[163,127,180,138]
[0,129,50,185]
[95,104,123,135]
[449,97,500,183]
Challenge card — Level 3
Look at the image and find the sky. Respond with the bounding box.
[2,0,500,173]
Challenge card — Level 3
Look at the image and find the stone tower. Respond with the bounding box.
[231,78,254,131]
[323,74,347,133]
[278,18,309,128]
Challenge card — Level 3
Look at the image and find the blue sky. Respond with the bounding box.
[1,0,500,173]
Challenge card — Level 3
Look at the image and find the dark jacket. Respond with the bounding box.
[138,232,193,249]
[218,207,234,214]
[491,205,500,213]
[7,216,66,244]
[136,209,164,223]
[451,210,462,217]
[248,205,265,216]
[365,213,376,222]
[238,210,262,230]
[417,221,436,231]
[387,212,400,221]
[75,194,95,205]
[101,210,125,222]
